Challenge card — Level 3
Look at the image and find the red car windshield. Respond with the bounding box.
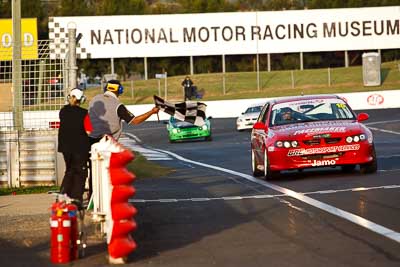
[270,98,355,126]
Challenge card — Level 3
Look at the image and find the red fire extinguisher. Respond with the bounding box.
[50,200,79,264]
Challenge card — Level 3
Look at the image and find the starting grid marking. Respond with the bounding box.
[130,184,400,203]
[119,135,172,161]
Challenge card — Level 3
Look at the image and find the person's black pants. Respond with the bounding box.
[184,87,192,100]
[60,152,89,202]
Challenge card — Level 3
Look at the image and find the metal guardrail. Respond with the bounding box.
[0,129,62,187]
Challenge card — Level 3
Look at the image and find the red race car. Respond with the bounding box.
[251,95,377,179]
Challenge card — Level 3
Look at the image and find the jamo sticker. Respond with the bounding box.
[311,159,336,166]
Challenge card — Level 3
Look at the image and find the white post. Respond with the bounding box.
[111,58,115,74]
[12,0,22,130]
[190,56,194,75]
[256,54,260,92]
[300,52,304,71]
[164,72,168,100]
[222,54,226,95]
[328,67,331,87]
[144,57,148,80]
[291,70,295,89]
[130,80,134,99]
[68,25,78,90]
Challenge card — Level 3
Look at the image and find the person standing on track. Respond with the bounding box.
[58,88,92,203]
[87,80,159,198]
[181,76,194,101]
[88,79,159,143]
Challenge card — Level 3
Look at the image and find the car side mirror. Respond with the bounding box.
[357,113,369,122]
[241,112,244,115]
[207,116,213,120]
[253,122,267,131]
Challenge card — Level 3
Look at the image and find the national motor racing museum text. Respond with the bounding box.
[90,19,399,45]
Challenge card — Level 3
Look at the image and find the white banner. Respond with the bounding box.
[0,90,398,127]
[127,90,400,120]
[49,6,400,59]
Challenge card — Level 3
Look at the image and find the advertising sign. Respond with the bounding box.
[49,6,400,59]
[0,18,38,60]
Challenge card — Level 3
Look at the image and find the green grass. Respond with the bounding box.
[127,151,174,179]
[81,60,400,105]
[0,185,60,196]
[0,152,173,195]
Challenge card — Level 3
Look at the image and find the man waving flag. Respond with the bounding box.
[153,95,207,126]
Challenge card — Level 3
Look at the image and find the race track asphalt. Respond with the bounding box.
[1,108,399,266]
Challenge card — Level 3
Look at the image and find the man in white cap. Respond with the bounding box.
[58,88,92,204]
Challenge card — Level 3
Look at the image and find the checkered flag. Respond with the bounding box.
[154,95,207,126]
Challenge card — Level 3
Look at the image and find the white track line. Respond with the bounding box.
[368,126,400,136]
[154,148,400,244]
[365,119,400,126]
[130,185,400,203]
[124,132,142,143]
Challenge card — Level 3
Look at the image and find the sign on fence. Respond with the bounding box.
[49,6,400,59]
[0,18,38,60]
[155,73,166,79]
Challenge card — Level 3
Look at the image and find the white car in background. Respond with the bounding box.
[236,102,265,131]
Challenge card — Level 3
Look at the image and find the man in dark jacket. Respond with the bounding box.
[58,88,92,203]
[181,76,194,101]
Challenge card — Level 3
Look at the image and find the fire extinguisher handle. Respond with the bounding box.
[48,191,82,207]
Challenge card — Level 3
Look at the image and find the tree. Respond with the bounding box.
[57,0,91,16]
[0,0,11,18]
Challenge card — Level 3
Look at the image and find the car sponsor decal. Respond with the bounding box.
[287,144,360,156]
[311,159,336,166]
[367,94,384,106]
[293,127,346,136]
[287,99,324,107]
[336,103,347,109]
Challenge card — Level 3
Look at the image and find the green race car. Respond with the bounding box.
[166,116,212,142]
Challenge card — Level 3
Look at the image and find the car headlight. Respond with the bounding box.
[172,129,178,134]
[201,125,208,130]
[346,134,366,143]
[291,141,298,148]
[283,141,291,148]
[275,140,298,148]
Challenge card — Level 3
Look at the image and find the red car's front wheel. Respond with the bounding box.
[264,150,280,180]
